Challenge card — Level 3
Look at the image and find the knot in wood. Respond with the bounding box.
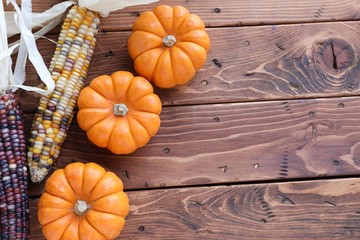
[313,38,355,75]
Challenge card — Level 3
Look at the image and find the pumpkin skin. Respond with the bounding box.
[77,71,162,154]
[38,162,129,240]
[128,5,210,88]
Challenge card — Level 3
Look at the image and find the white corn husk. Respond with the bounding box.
[4,0,158,95]
[6,0,159,38]
[1,0,54,96]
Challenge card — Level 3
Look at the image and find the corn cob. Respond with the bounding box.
[0,91,29,239]
[27,5,100,183]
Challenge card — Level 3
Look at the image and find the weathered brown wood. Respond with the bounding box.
[27,96,360,196]
[5,0,360,30]
[29,177,360,239]
[19,20,360,112]
[6,0,360,238]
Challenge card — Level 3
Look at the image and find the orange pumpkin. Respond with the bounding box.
[128,5,210,88]
[38,162,129,240]
[77,71,162,154]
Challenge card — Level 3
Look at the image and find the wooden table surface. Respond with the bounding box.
[9,0,360,239]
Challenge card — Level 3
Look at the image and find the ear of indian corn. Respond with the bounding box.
[0,91,29,239]
[27,5,100,183]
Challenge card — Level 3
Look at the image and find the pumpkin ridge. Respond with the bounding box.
[127,116,145,144]
[171,6,194,37]
[86,166,119,204]
[127,77,154,103]
[90,75,117,102]
[173,42,206,70]
[45,171,76,202]
[39,192,73,206]
[137,29,164,40]
[78,87,112,109]
[81,164,105,200]
[89,86,115,107]
[106,117,137,154]
[83,164,106,204]
[82,216,107,239]
[126,114,150,141]
[135,49,165,84]
[172,45,196,74]
[41,210,73,228]
[59,216,77,240]
[153,7,172,37]
[90,192,128,217]
[80,110,111,133]
[129,111,160,137]
[131,107,160,116]
[177,14,205,35]
[153,49,173,85]
[87,207,125,218]
[87,115,117,148]
[135,42,164,59]
[145,48,164,82]
[112,72,132,106]
[78,100,113,109]
[133,95,161,114]
[177,41,207,51]
[173,12,189,36]
[170,46,196,84]
[64,170,79,199]
[176,37,208,52]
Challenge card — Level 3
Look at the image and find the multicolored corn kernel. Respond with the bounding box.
[0,90,29,239]
[27,5,100,183]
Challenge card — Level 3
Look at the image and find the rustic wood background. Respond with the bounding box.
[5,0,360,239]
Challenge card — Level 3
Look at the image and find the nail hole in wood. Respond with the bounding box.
[201,80,208,86]
[105,50,115,57]
[122,170,129,179]
[308,111,315,117]
[138,226,145,232]
[214,8,221,13]
[212,58,222,68]
[132,11,140,17]
[338,103,345,108]
[213,117,220,122]
[244,41,250,46]
[163,148,170,153]
[333,160,340,166]
[219,165,227,172]
[254,163,260,169]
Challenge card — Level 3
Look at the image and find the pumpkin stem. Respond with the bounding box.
[162,35,176,47]
[114,103,128,116]
[74,200,89,216]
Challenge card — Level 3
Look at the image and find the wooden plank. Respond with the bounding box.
[5,0,360,30]
[29,177,360,239]
[20,20,360,112]
[27,96,360,196]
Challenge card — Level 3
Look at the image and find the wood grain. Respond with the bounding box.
[27,96,360,196]
[19,21,360,112]
[29,177,360,239]
[6,1,360,238]
[5,0,360,30]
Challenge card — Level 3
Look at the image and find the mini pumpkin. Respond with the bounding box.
[128,5,210,88]
[38,162,129,240]
[77,71,162,154]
